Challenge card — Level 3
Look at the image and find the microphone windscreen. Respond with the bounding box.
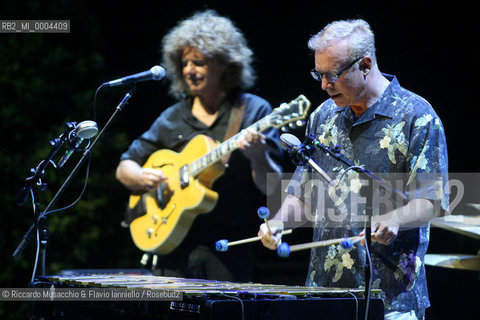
[279,133,301,151]
[151,66,166,80]
[76,120,98,139]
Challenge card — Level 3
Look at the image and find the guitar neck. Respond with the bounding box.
[189,117,272,177]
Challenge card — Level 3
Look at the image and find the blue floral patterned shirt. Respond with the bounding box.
[288,74,448,314]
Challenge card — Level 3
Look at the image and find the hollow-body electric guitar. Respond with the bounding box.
[128,95,311,254]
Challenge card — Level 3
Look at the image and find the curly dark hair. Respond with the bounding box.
[161,10,256,99]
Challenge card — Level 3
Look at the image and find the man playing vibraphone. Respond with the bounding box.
[259,19,448,320]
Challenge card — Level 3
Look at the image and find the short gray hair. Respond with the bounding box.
[161,10,256,99]
[308,19,377,64]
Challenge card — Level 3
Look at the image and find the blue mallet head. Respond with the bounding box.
[215,239,228,252]
[277,242,291,258]
[340,238,354,249]
[257,206,270,220]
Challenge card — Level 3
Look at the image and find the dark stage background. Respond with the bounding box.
[1,1,479,319]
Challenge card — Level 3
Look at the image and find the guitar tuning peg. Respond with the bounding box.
[281,126,288,132]
[296,120,306,127]
[288,123,296,129]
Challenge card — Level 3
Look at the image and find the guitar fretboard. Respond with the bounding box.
[189,116,273,177]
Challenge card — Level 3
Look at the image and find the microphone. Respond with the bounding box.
[279,133,334,184]
[57,120,98,168]
[102,66,165,87]
[279,133,301,152]
[279,133,311,166]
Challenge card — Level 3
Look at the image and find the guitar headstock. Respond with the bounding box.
[269,95,311,132]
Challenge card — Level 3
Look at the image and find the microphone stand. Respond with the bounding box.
[13,86,137,279]
[13,122,76,276]
[306,135,408,319]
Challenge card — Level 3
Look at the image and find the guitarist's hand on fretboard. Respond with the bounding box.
[237,128,281,195]
[237,128,268,162]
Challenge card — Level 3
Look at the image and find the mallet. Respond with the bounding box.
[216,229,293,252]
[277,234,369,258]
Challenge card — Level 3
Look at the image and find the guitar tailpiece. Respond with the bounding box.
[140,253,151,266]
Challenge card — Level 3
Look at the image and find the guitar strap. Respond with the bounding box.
[221,96,246,164]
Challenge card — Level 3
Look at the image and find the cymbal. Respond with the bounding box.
[466,203,480,211]
[425,253,480,272]
[430,215,480,240]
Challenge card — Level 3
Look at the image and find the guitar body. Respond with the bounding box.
[127,95,311,254]
[128,134,224,254]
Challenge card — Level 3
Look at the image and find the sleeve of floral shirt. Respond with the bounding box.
[404,105,449,215]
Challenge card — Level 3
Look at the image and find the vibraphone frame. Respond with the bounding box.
[29,274,384,319]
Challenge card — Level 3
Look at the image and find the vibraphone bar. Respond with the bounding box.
[30,273,384,319]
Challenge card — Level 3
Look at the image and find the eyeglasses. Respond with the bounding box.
[310,57,363,83]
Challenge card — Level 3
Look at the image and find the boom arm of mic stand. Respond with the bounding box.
[306,158,335,186]
[288,141,335,186]
[310,136,408,202]
[12,86,137,260]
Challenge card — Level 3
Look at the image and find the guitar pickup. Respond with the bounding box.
[179,165,190,189]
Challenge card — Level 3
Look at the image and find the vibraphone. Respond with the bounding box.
[30,273,384,319]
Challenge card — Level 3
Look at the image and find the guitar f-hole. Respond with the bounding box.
[152,163,173,168]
